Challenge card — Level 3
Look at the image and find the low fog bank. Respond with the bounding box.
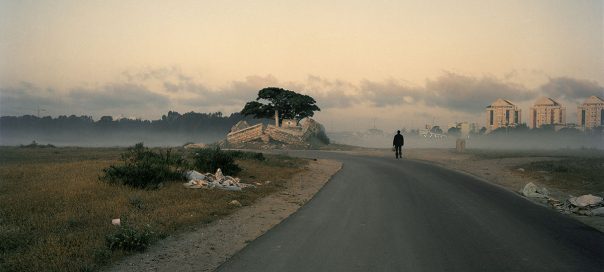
[328,132,604,150]
[0,130,224,147]
[0,111,265,147]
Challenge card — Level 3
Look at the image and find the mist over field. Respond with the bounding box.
[328,131,604,150]
[0,111,265,147]
[0,130,224,147]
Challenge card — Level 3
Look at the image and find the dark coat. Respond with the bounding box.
[393,133,404,146]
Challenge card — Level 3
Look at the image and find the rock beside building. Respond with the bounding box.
[225,118,329,149]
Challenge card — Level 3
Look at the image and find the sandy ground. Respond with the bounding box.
[350,148,604,232]
[106,159,342,272]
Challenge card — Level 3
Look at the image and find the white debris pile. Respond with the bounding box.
[521,182,549,198]
[521,182,604,216]
[183,168,254,191]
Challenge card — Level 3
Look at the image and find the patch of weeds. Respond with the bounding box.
[194,147,241,175]
[128,196,145,210]
[0,224,31,251]
[225,150,266,161]
[105,222,154,252]
[65,218,84,230]
[261,154,306,168]
[100,143,186,189]
[520,158,604,194]
[93,248,112,265]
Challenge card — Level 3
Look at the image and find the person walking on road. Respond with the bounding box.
[393,130,404,159]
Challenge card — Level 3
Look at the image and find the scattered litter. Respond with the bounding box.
[186,170,206,181]
[229,200,242,207]
[516,168,525,172]
[215,169,225,181]
[183,168,255,191]
[111,218,121,226]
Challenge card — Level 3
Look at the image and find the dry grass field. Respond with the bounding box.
[0,146,307,272]
[466,148,604,196]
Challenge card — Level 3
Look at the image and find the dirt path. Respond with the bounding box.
[106,159,342,272]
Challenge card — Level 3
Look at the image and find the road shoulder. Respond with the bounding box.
[106,159,342,272]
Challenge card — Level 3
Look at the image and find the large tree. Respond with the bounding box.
[240,87,320,125]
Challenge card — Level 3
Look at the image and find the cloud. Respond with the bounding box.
[2,68,603,120]
[0,82,67,116]
[540,77,604,101]
[0,81,169,118]
[359,79,420,107]
[177,75,273,108]
[69,83,169,111]
[302,75,360,108]
[122,66,184,82]
[423,72,536,113]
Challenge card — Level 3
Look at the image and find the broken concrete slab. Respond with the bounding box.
[568,194,603,208]
[591,207,604,217]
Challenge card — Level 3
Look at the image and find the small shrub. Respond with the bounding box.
[105,223,154,252]
[194,147,241,175]
[19,140,56,148]
[100,143,185,188]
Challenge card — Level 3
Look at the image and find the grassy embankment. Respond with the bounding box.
[0,146,307,272]
[467,148,604,195]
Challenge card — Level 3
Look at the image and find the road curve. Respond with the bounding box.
[217,151,603,272]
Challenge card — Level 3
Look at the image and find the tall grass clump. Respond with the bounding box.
[105,222,154,252]
[100,143,186,188]
[194,147,241,175]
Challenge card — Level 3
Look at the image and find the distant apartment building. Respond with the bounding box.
[577,96,604,129]
[529,97,566,129]
[446,122,475,137]
[485,98,521,132]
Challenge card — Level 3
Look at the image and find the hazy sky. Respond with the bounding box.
[0,0,602,130]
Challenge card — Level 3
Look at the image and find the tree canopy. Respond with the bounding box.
[240,87,320,124]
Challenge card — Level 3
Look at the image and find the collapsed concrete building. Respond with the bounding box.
[226,117,328,148]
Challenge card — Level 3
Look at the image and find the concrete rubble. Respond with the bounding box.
[521,182,604,217]
[568,194,603,207]
[521,182,549,198]
[183,168,255,191]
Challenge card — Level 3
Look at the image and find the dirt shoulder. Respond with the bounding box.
[106,159,342,272]
[346,148,604,232]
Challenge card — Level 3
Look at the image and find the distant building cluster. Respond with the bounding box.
[484,96,604,133]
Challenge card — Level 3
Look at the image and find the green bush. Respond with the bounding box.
[194,147,241,175]
[105,223,154,252]
[100,143,185,188]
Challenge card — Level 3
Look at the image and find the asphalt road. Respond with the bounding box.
[217,152,604,272]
